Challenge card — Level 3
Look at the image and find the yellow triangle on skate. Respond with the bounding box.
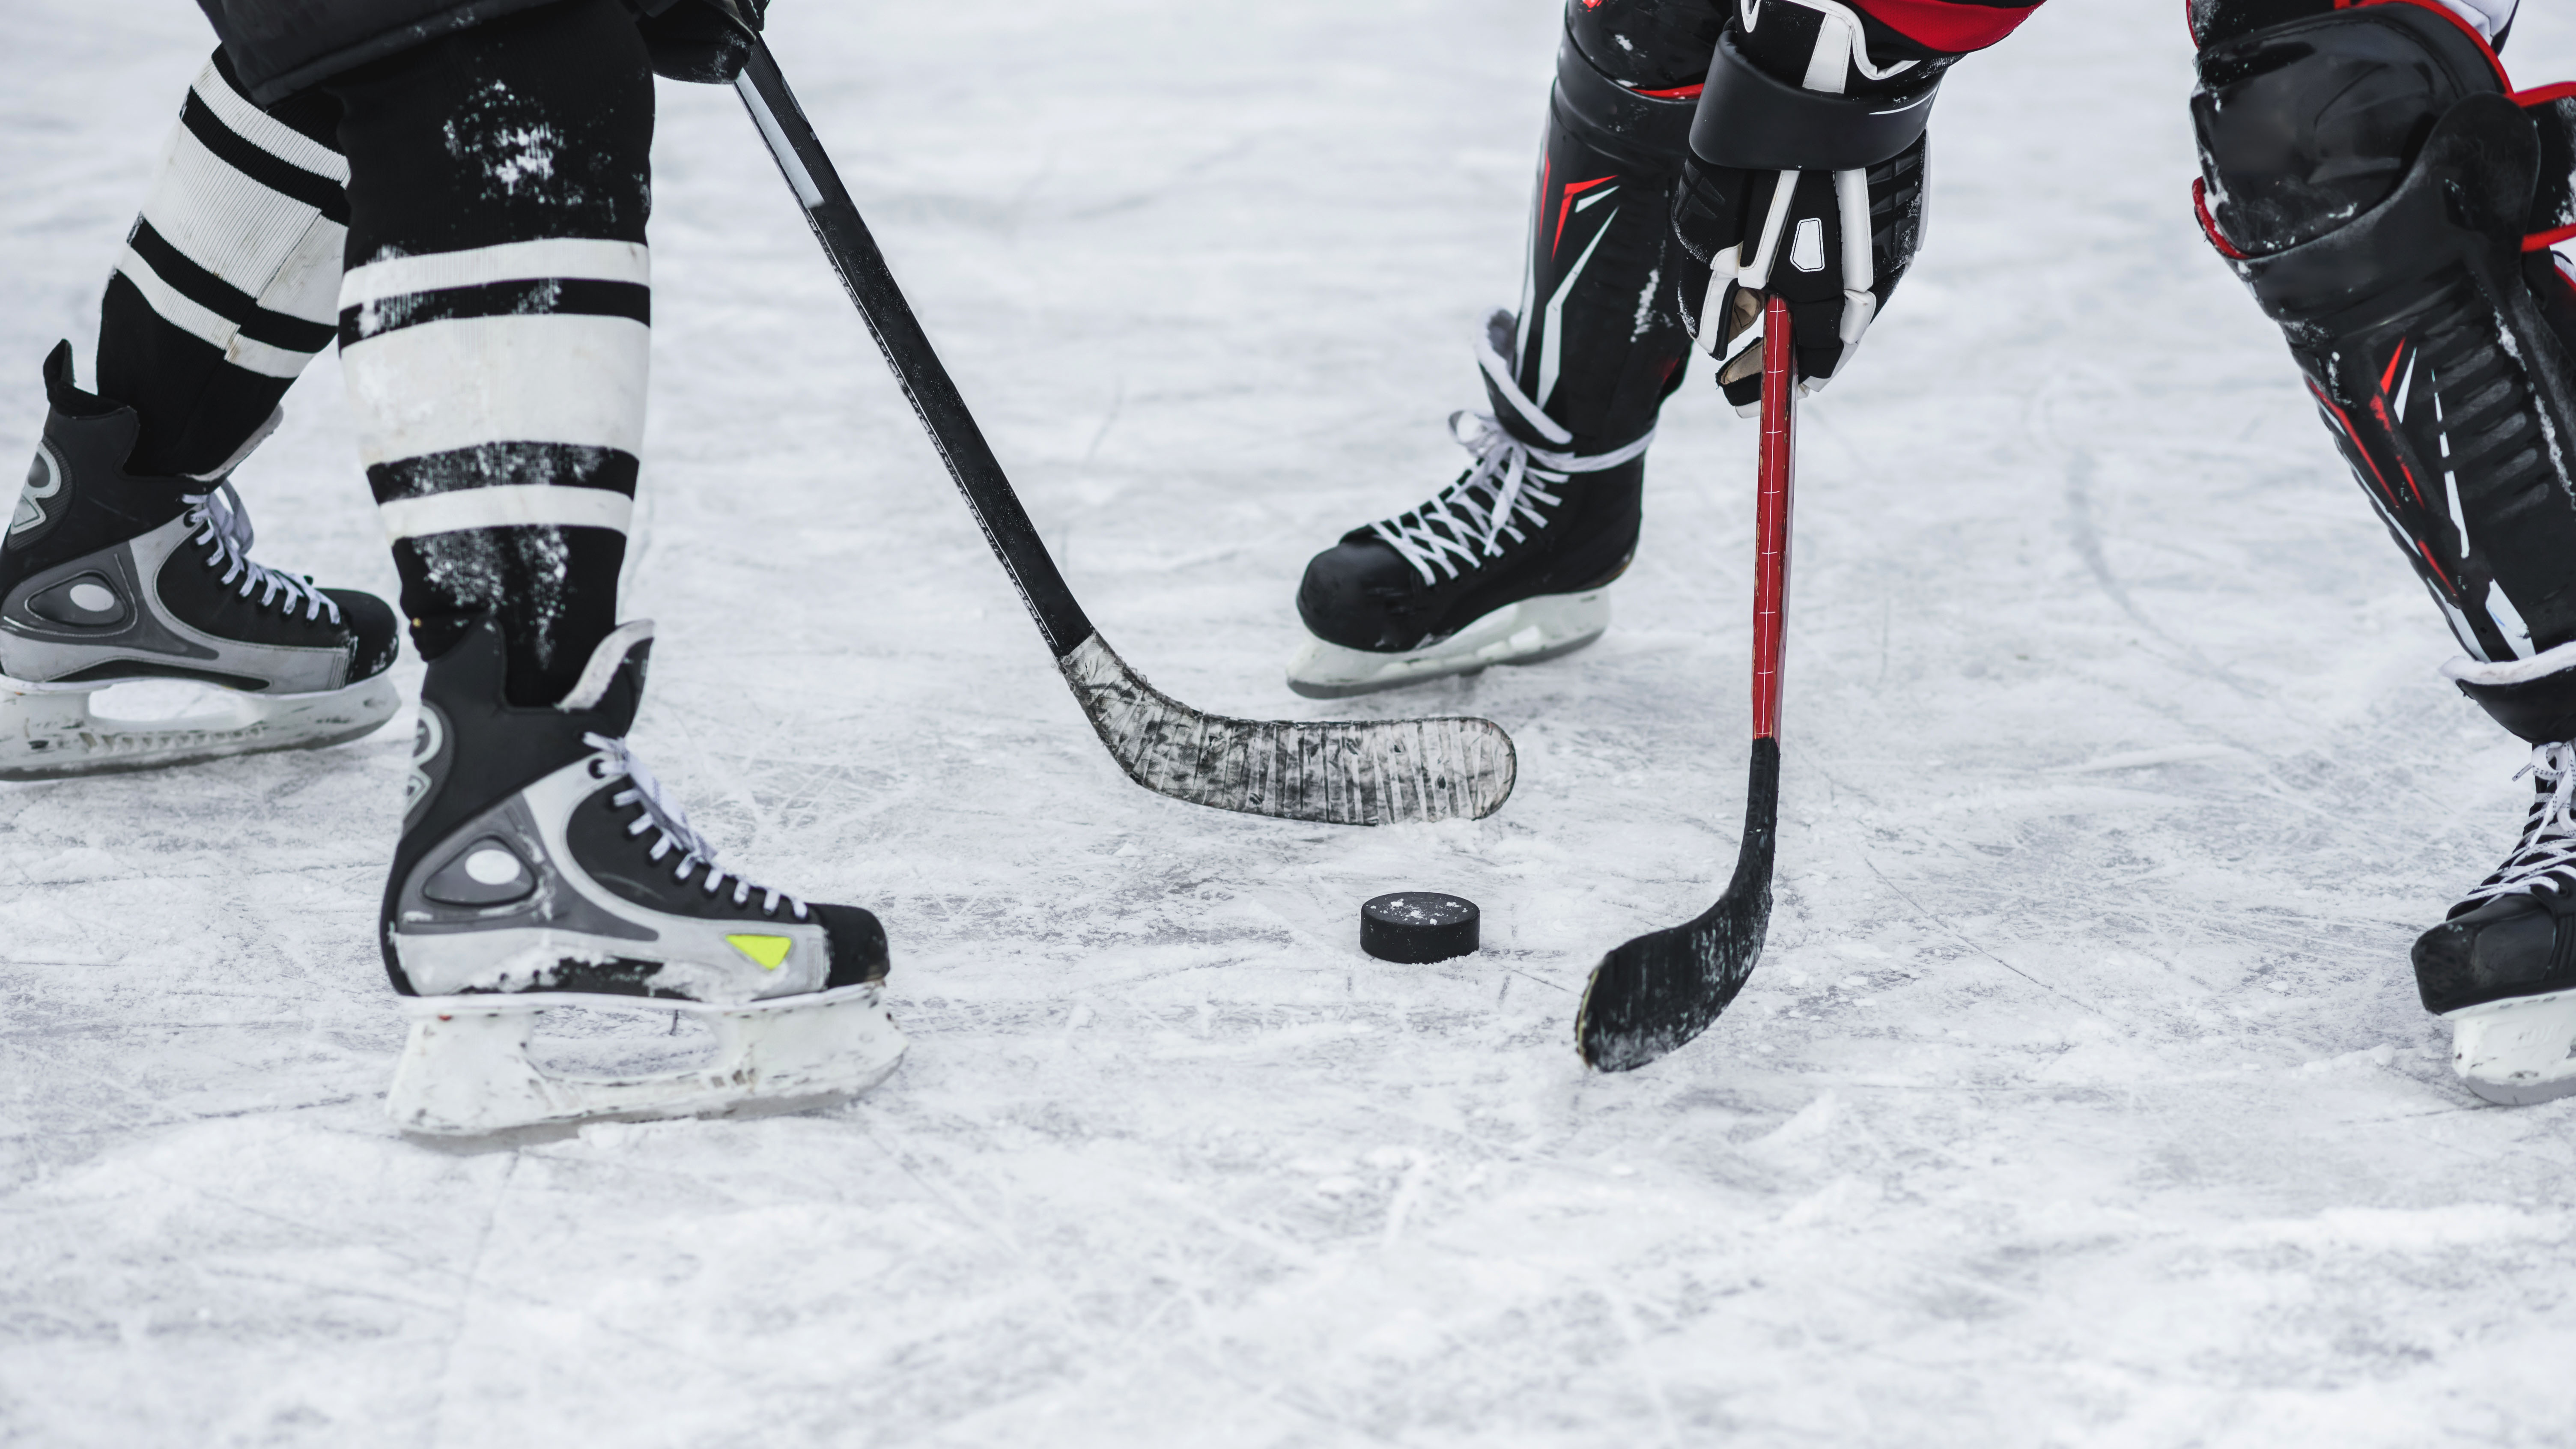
[727,934,793,970]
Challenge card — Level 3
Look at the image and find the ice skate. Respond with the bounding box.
[2413,736,2576,1105]
[382,614,903,1136]
[0,345,399,779]
[1288,311,1649,699]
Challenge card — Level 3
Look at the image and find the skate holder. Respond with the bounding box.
[2447,990,2576,1106]
[385,983,907,1135]
[0,676,400,780]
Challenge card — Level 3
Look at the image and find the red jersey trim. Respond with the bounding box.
[1851,0,2043,52]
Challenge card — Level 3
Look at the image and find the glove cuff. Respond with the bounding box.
[1688,30,1940,172]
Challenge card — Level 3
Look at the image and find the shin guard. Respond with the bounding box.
[2197,0,2576,689]
[1501,0,1716,458]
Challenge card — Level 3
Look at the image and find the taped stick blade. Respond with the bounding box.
[1059,632,1517,825]
[1577,737,1777,1070]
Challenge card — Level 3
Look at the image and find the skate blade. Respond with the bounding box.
[2445,989,2576,1106]
[1285,590,1610,700]
[385,982,907,1137]
[0,675,400,781]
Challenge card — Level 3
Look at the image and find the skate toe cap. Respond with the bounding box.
[326,588,402,681]
[2415,891,2569,1012]
[815,903,891,988]
[1296,538,1425,652]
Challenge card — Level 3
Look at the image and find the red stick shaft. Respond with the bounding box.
[1750,296,1795,741]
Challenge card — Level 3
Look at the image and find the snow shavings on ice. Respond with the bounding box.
[5,0,2576,1444]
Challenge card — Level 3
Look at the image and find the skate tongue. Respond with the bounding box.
[558,620,655,719]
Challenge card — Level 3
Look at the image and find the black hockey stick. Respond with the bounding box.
[732,44,1514,824]
[1575,296,1795,1070]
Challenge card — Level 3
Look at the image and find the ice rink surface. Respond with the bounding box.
[8,0,2576,1443]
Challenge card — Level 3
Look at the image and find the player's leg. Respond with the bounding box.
[317,0,899,1132]
[0,54,400,778]
[1284,0,1714,698]
[2192,0,2576,1102]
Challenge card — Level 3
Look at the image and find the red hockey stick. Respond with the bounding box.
[1577,295,1795,1070]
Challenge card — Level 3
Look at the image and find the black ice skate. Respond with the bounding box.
[0,344,399,778]
[2412,656,2576,1105]
[1288,311,1649,699]
[382,614,904,1135]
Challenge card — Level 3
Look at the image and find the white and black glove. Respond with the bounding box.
[1670,0,1950,411]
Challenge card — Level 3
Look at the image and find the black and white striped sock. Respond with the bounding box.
[96,52,346,479]
[340,235,650,696]
[323,0,659,704]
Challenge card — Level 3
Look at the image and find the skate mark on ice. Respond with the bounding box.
[426,1151,519,1446]
[842,1107,1100,1336]
[1060,138,1255,223]
[1862,859,2112,1020]
[2061,448,2261,700]
[2044,743,2243,774]
[1082,376,1123,467]
[1590,1276,1683,1446]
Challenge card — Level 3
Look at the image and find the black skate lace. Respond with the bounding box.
[2463,741,2576,904]
[584,732,809,918]
[181,482,343,624]
[1368,413,1652,587]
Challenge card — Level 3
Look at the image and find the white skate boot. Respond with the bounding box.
[382,615,904,1136]
[1,345,398,778]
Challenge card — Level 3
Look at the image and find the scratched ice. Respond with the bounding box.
[5,1,2576,1444]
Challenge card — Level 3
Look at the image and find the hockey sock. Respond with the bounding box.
[1500,0,1714,456]
[323,0,655,707]
[91,50,346,481]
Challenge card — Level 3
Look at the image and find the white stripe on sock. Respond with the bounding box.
[189,59,349,185]
[140,124,342,312]
[341,312,651,465]
[340,239,650,309]
[256,215,345,328]
[112,245,310,379]
[377,484,634,541]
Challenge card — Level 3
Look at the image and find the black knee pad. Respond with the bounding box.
[1565,0,1725,93]
[1553,23,1705,169]
[2194,1,2504,256]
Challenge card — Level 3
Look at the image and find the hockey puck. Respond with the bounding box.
[1360,892,1480,963]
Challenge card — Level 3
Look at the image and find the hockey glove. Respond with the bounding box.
[632,0,765,84]
[1670,0,1946,410]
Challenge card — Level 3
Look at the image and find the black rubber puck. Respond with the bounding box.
[1361,892,1480,963]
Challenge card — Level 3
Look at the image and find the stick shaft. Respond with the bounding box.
[733,43,1093,656]
[1750,297,1796,742]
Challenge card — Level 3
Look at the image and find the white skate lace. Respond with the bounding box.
[1368,413,1653,587]
[181,482,343,624]
[2463,741,2576,903]
[583,732,810,918]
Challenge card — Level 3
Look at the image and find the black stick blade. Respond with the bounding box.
[1575,738,1779,1070]
[1061,633,1518,825]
